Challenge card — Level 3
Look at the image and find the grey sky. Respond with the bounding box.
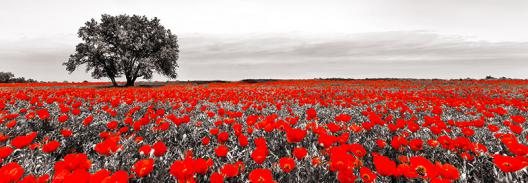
[0,0,527,81]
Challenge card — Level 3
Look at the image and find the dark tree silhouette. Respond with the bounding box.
[0,72,14,83]
[64,14,179,87]
[0,72,37,83]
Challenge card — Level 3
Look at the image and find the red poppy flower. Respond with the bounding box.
[0,162,25,182]
[493,154,525,172]
[0,146,14,159]
[293,147,307,160]
[133,159,154,178]
[437,135,452,150]
[134,136,144,144]
[327,123,343,133]
[251,146,268,164]
[63,169,91,183]
[38,174,50,183]
[286,128,307,143]
[373,154,397,176]
[118,126,129,134]
[221,163,240,178]
[391,135,408,150]
[0,133,9,142]
[156,108,165,116]
[335,113,352,123]
[254,137,268,147]
[349,124,362,133]
[461,127,475,136]
[83,115,93,126]
[279,157,296,173]
[348,143,366,158]
[72,108,81,115]
[152,141,167,157]
[438,163,460,180]
[62,153,92,170]
[36,109,50,120]
[311,156,321,167]
[407,122,420,132]
[60,129,73,137]
[209,128,219,136]
[106,121,119,130]
[427,139,439,147]
[11,132,38,149]
[170,160,195,181]
[318,133,337,148]
[42,140,60,153]
[337,169,356,183]
[107,170,129,183]
[210,172,224,183]
[487,124,499,132]
[53,165,71,181]
[202,137,211,145]
[376,139,387,148]
[511,115,526,124]
[5,120,16,128]
[249,168,274,183]
[306,108,317,121]
[408,156,439,179]
[460,152,473,161]
[29,143,40,150]
[91,169,111,183]
[329,147,357,172]
[58,114,69,123]
[20,174,38,183]
[510,125,523,134]
[217,132,229,143]
[193,158,213,175]
[238,135,249,147]
[409,139,423,151]
[360,167,377,183]
[215,145,229,157]
[139,145,151,155]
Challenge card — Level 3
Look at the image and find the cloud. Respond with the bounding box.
[1,31,528,81]
[176,31,528,80]
[182,31,528,62]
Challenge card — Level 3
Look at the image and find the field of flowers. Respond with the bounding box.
[1,80,528,183]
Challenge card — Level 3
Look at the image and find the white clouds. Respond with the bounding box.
[182,31,528,62]
[178,31,528,80]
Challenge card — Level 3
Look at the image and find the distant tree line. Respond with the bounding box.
[316,76,514,80]
[0,72,38,83]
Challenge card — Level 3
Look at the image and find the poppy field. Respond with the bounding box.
[1,80,528,183]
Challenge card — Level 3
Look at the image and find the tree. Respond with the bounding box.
[0,72,37,83]
[0,72,14,83]
[485,75,496,80]
[10,77,23,83]
[64,14,180,87]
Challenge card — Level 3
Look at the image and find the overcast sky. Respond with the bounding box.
[1,0,527,81]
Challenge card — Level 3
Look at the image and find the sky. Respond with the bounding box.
[0,0,527,81]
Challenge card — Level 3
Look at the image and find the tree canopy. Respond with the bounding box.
[64,14,179,86]
[0,72,14,83]
[0,72,37,83]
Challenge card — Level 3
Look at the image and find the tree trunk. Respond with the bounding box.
[132,76,138,85]
[125,78,135,87]
[126,64,142,87]
[109,77,118,87]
